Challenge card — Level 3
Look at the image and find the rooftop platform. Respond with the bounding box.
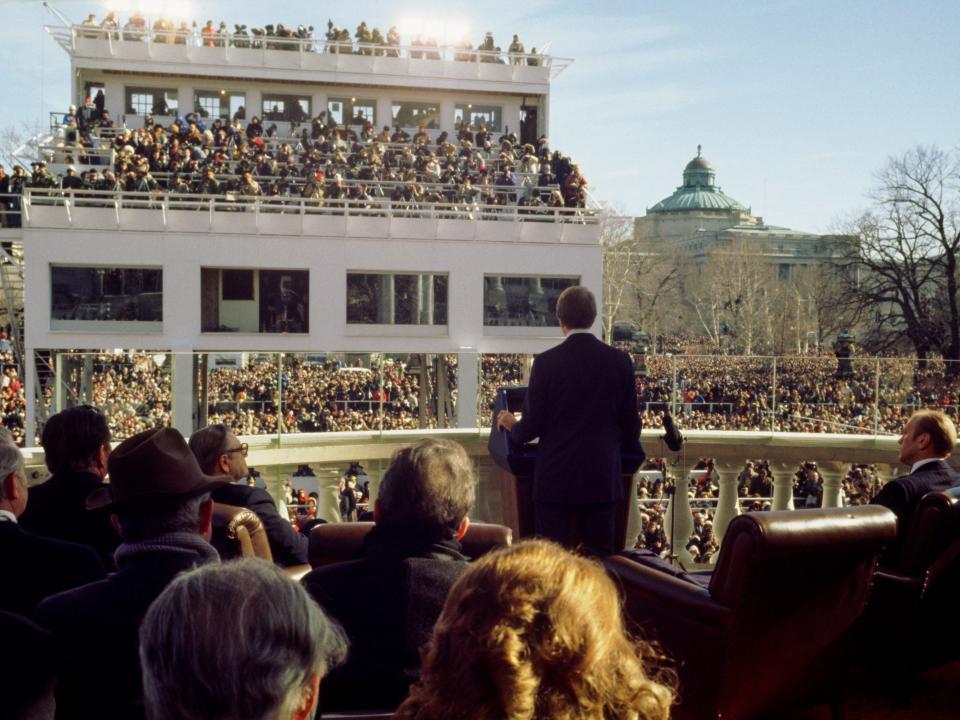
[48,24,569,96]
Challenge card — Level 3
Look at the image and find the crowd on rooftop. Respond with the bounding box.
[78,12,542,64]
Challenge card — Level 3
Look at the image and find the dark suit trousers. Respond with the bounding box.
[535,502,616,557]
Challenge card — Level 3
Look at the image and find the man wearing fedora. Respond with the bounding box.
[34,427,229,720]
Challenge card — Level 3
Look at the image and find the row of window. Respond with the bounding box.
[50,268,579,333]
[117,85,503,130]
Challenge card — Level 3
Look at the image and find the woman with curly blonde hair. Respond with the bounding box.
[396,539,674,720]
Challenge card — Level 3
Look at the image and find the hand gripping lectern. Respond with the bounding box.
[487,386,644,547]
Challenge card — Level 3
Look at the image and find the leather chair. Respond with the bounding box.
[308,521,512,568]
[212,503,274,562]
[605,506,897,720]
[859,486,960,679]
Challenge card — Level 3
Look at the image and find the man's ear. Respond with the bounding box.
[110,514,125,541]
[97,444,110,477]
[217,453,231,476]
[292,672,321,720]
[1,472,20,503]
[455,515,469,541]
[198,498,214,541]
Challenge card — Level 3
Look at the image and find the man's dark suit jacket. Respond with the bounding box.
[211,483,308,566]
[872,458,960,567]
[18,471,119,568]
[0,521,105,617]
[301,525,469,713]
[34,549,212,720]
[510,332,643,505]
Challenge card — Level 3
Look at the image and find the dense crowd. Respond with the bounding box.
[17,105,589,216]
[79,12,541,64]
[206,356,453,434]
[632,457,886,563]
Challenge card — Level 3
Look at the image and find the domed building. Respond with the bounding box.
[635,146,840,278]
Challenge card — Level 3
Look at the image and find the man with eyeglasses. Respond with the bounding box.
[189,424,309,567]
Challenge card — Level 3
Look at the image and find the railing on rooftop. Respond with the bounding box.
[48,23,572,79]
[19,188,598,230]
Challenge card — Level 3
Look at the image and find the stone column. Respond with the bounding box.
[710,471,741,565]
[773,473,795,511]
[664,473,695,567]
[821,475,843,508]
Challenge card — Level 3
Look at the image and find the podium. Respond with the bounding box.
[487,386,644,548]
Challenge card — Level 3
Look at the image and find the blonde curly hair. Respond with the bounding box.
[396,539,674,720]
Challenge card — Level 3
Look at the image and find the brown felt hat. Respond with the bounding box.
[86,427,230,512]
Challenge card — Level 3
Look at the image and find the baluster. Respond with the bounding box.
[710,470,740,564]
[772,470,795,511]
[663,472,695,567]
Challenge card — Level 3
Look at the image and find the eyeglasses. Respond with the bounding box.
[223,443,248,458]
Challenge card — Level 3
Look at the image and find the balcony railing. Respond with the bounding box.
[19,188,599,235]
[48,23,572,80]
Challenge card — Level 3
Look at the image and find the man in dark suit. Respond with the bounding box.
[301,439,475,713]
[18,405,119,567]
[189,424,309,566]
[34,427,228,720]
[497,286,643,556]
[872,409,960,567]
[0,435,105,617]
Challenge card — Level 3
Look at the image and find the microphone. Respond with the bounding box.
[662,411,684,452]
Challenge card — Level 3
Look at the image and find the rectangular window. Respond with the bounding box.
[328,98,375,126]
[51,266,163,331]
[195,90,245,120]
[454,104,503,132]
[201,268,308,333]
[483,275,580,327]
[391,102,440,129]
[262,94,311,122]
[125,87,178,116]
[347,273,448,325]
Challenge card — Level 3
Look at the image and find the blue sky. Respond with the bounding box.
[1,0,957,233]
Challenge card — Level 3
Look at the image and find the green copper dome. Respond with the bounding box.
[649,146,748,213]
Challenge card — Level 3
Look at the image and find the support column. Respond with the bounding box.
[710,471,741,565]
[170,352,195,437]
[456,351,478,428]
[25,348,36,447]
[821,474,843,508]
[772,472,795,511]
[664,473,695,567]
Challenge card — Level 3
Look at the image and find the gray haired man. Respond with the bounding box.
[140,558,347,720]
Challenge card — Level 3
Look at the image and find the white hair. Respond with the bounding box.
[140,559,347,720]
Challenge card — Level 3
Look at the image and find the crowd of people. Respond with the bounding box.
[18,102,590,216]
[78,12,540,64]
[632,456,887,562]
[2,345,959,447]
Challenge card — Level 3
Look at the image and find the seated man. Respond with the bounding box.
[19,405,119,567]
[0,610,59,720]
[872,409,960,567]
[301,438,475,713]
[140,559,347,720]
[34,427,228,719]
[0,433,105,617]
[189,424,309,566]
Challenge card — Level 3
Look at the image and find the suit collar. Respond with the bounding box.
[910,458,950,474]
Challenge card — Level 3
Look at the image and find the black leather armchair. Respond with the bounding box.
[606,506,897,720]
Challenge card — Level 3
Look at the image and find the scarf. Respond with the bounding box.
[114,531,220,569]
